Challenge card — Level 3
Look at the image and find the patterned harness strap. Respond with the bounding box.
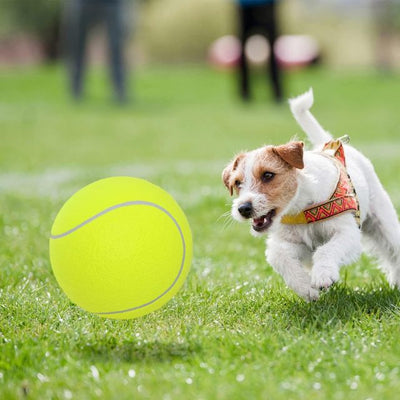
[281,136,361,228]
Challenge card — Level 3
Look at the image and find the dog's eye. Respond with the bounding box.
[261,171,275,183]
[234,180,241,188]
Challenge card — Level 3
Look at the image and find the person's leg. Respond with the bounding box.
[68,0,90,99]
[264,3,283,102]
[238,6,250,100]
[106,0,127,103]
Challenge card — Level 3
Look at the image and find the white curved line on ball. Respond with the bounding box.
[50,201,187,315]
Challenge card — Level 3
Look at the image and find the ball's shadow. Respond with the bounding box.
[79,338,200,363]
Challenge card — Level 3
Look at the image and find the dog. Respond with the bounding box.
[222,89,400,300]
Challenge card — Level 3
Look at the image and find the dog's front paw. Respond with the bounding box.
[288,278,320,302]
[311,266,339,290]
[304,286,320,302]
[298,286,320,302]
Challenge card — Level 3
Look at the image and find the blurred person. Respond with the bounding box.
[372,0,400,71]
[63,0,128,103]
[236,0,283,102]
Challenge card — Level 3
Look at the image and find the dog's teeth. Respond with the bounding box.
[253,216,265,226]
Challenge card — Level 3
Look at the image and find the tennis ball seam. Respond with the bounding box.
[50,201,187,315]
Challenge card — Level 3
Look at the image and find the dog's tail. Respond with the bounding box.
[289,88,332,147]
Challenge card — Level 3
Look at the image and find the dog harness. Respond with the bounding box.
[281,136,361,228]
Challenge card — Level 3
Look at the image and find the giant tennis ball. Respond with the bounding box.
[49,176,192,319]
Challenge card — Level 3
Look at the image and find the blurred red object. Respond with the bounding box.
[274,35,320,69]
[208,35,241,69]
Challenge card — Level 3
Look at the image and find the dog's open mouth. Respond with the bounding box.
[252,209,276,232]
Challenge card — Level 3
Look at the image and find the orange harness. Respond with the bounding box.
[281,137,361,228]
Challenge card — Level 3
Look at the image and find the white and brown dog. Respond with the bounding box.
[222,89,400,300]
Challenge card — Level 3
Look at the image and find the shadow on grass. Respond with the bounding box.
[78,339,201,364]
[283,284,400,330]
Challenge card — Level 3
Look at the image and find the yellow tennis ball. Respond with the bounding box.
[49,176,192,319]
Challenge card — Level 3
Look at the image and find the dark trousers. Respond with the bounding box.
[238,3,282,102]
[66,0,127,102]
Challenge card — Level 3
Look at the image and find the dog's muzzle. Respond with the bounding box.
[237,201,276,232]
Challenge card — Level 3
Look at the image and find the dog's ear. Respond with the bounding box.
[273,141,304,169]
[222,153,245,195]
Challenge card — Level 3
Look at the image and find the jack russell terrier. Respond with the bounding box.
[222,89,400,300]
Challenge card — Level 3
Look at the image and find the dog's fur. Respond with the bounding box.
[222,89,400,300]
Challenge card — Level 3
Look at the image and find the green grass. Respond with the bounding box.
[1,64,400,399]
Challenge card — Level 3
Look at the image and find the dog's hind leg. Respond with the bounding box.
[362,177,400,288]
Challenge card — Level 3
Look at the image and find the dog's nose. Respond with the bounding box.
[238,202,253,218]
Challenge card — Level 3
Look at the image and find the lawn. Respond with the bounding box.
[1,64,400,400]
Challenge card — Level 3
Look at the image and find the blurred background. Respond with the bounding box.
[1,0,400,114]
[0,0,400,68]
[1,0,400,72]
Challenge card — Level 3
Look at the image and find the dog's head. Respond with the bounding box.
[222,141,304,235]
